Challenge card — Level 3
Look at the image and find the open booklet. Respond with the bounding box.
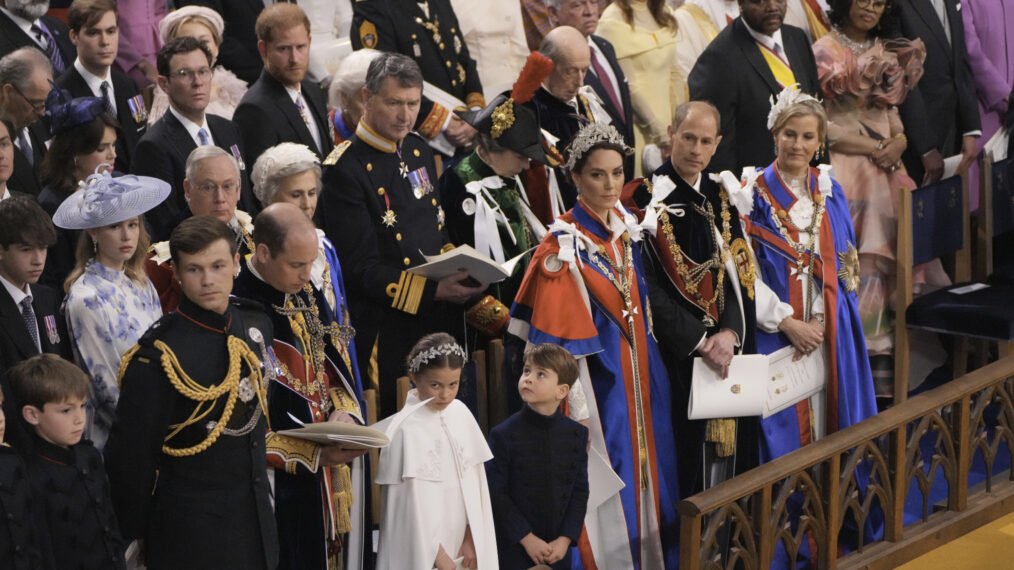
[407,244,532,285]
[277,416,390,449]
[688,344,827,420]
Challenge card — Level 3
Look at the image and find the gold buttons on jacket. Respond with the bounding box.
[396,233,403,241]
[377,187,385,195]
[403,257,411,266]
[367,163,373,171]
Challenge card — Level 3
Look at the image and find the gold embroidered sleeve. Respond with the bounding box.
[418,102,450,139]
[329,387,361,418]
[266,432,321,474]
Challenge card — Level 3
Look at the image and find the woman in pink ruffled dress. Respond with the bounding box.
[814,0,948,396]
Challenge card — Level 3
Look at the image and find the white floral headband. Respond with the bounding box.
[408,342,468,373]
[767,83,822,131]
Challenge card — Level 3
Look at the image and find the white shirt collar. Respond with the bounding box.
[73,59,112,95]
[0,186,10,201]
[742,18,785,54]
[169,106,212,147]
[0,272,31,307]
[285,85,303,105]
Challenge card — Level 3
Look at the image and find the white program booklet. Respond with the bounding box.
[763,344,827,418]
[687,354,769,420]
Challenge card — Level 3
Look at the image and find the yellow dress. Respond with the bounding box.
[596,1,679,176]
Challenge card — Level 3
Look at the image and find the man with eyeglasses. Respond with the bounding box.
[145,145,253,314]
[0,46,51,197]
[133,36,254,243]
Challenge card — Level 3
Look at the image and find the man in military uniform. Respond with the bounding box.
[318,53,485,417]
[532,25,594,212]
[145,145,255,313]
[105,216,278,570]
[352,0,484,158]
[233,203,369,570]
[622,101,759,496]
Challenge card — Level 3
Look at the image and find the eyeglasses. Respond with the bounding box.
[8,82,46,112]
[855,0,888,10]
[167,66,214,82]
[195,181,239,195]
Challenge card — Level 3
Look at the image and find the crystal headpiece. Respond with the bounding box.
[408,342,468,373]
[767,83,821,131]
[564,122,633,172]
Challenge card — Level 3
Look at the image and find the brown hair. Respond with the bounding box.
[524,344,579,387]
[67,0,118,32]
[8,354,90,409]
[63,217,152,293]
[169,215,237,266]
[40,113,121,195]
[255,3,310,44]
[0,196,57,249]
[613,0,677,33]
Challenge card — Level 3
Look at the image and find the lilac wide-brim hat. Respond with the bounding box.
[53,167,171,230]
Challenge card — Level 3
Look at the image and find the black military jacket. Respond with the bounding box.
[104,296,278,570]
[352,0,485,138]
[318,124,461,415]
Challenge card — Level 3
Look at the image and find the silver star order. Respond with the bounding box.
[399,162,410,178]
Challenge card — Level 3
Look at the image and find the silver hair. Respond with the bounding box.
[185,145,240,182]
[0,47,52,92]
[250,142,321,205]
[328,49,382,109]
[363,52,423,94]
[545,0,562,10]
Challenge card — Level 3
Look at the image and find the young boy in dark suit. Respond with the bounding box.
[486,343,590,569]
[10,355,126,569]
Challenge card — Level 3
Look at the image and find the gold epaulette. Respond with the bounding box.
[324,140,351,166]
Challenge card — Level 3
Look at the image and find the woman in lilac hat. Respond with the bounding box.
[53,168,170,449]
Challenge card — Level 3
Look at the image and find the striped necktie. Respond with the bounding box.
[16,128,33,167]
[100,81,115,115]
[30,22,65,74]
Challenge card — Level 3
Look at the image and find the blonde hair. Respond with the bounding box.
[770,98,828,142]
[165,14,223,47]
[63,217,152,293]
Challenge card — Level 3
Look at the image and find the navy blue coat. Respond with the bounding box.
[485,405,589,569]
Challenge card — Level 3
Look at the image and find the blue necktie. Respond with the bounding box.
[198,128,211,146]
[30,22,65,74]
[20,297,41,353]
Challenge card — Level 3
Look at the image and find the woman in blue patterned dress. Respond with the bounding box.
[53,169,171,449]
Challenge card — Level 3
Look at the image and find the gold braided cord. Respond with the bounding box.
[151,337,266,457]
[116,344,143,389]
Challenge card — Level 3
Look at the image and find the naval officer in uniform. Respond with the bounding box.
[318,52,485,417]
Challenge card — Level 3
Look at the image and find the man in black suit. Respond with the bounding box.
[133,37,252,242]
[234,3,332,170]
[0,197,73,449]
[549,0,635,178]
[0,0,74,71]
[56,0,146,173]
[352,0,484,158]
[0,47,52,197]
[688,0,820,173]
[178,0,264,84]
[896,0,980,185]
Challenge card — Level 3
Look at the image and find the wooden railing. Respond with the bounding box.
[678,356,1014,569]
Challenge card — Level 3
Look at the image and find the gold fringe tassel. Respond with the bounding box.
[705,418,737,457]
[331,464,354,534]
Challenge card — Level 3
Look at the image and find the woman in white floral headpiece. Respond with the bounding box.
[509,121,682,569]
[717,85,877,464]
[53,168,170,449]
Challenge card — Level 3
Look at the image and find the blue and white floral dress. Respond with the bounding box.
[66,260,161,448]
